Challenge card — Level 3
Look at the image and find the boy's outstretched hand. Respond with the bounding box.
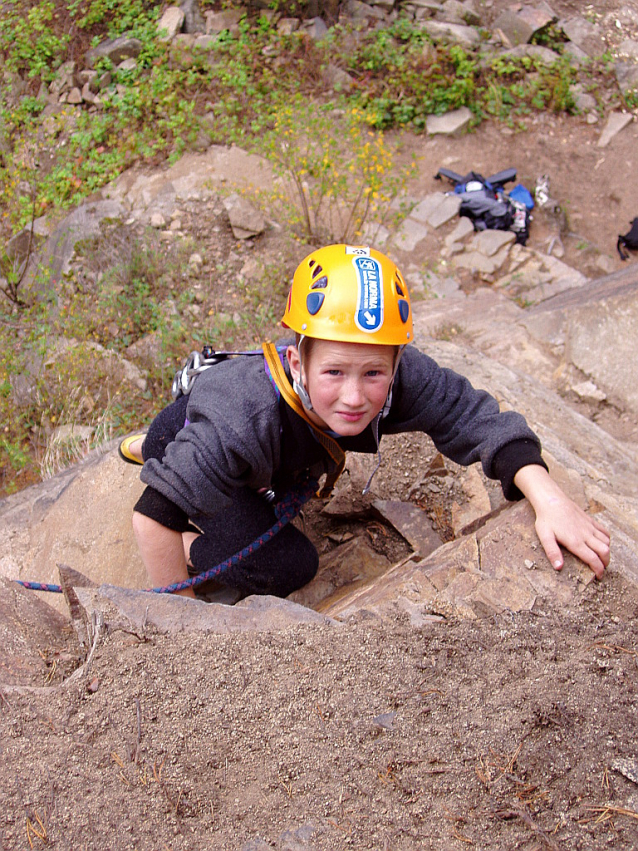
[513,464,611,579]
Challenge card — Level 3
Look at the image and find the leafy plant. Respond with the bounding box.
[480,53,576,117]
[256,97,414,243]
[0,0,70,80]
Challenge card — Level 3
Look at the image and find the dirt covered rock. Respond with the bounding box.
[1,574,637,850]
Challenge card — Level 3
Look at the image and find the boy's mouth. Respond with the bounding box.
[336,411,366,423]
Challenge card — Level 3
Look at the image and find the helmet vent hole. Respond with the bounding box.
[311,264,324,278]
[310,275,328,290]
[395,281,404,297]
[308,259,315,268]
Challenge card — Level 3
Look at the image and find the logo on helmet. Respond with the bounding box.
[353,256,383,334]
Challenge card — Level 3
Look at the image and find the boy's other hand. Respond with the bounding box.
[513,464,610,579]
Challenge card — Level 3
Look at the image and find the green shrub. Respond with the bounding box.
[256,96,414,243]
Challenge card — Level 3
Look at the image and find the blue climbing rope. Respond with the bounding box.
[17,580,66,593]
[15,478,318,596]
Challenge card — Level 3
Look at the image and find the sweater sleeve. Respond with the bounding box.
[139,357,282,520]
[491,438,548,500]
[385,346,546,498]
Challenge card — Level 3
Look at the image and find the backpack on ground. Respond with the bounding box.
[617,218,638,261]
[436,167,533,245]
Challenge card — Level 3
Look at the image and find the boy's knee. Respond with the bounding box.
[278,533,318,596]
[131,510,148,540]
[297,539,319,586]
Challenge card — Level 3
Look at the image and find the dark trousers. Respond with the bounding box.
[143,396,319,598]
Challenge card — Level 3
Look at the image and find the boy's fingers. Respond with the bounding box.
[536,524,608,579]
[591,517,611,537]
[589,534,610,568]
[582,549,605,579]
[558,537,606,579]
[536,525,563,571]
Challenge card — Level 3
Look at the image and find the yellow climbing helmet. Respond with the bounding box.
[282,244,413,345]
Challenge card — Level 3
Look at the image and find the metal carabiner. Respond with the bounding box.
[171,350,226,400]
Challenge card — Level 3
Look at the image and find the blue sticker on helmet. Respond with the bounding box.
[398,299,410,324]
[353,256,383,333]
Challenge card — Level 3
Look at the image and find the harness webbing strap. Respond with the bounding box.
[262,341,345,498]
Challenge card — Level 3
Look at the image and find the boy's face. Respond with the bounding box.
[287,339,395,436]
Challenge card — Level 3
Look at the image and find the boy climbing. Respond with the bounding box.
[123,244,610,601]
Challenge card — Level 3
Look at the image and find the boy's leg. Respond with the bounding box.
[187,488,319,599]
[142,395,189,462]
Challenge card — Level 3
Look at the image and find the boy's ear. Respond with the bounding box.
[286,345,301,382]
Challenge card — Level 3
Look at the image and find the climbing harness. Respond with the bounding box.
[16,477,318,595]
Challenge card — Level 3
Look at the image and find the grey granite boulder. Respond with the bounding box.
[85,36,142,68]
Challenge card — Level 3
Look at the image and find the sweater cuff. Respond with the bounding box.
[492,439,548,501]
[134,486,190,532]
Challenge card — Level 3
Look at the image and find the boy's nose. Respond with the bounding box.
[342,378,365,407]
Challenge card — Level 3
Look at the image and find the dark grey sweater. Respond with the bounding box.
[138,345,544,528]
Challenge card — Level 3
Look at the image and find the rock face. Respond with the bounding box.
[0,577,76,686]
[0,447,147,615]
[3,323,638,630]
[324,502,596,624]
[523,263,638,415]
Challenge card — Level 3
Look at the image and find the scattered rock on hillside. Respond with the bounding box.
[559,15,606,57]
[205,7,245,35]
[419,19,481,48]
[28,198,126,290]
[180,0,206,34]
[157,6,185,40]
[493,7,552,47]
[72,585,337,636]
[597,111,634,147]
[223,193,266,239]
[85,36,142,68]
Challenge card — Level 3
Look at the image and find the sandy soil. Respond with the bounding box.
[1,574,637,851]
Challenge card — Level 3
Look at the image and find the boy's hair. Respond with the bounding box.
[294,333,399,366]
[294,333,313,357]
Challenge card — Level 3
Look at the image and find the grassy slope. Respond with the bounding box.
[0,1,622,494]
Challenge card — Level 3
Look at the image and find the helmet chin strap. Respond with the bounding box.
[293,335,314,411]
[380,344,405,419]
[293,377,313,410]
